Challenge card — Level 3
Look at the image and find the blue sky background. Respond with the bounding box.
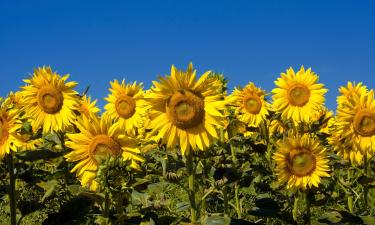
[1,0,374,109]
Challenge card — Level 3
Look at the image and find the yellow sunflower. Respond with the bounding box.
[14,134,42,151]
[229,82,270,127]
[78,95,100,119]
[3,91,23,109]
[328,123,367,165]
[337,81,367,109]
[146,63,227,155]
[273,134,330,189]
[104,80,148,135]
[311,107,334,134]
[20,67,79,133]
[272,66,327,123]
[0,108,22,159]
[269,119,287,136]
[336,89,375,153]
[64,114,144,191]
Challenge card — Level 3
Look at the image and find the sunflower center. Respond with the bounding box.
[37,87,64,114]
[353,109,375,137]
[115,95,136,119]
[0,117,9,144]
[167,91,205,129]
[243,95,262,114]
[88,135,121,164]
[287,84,311,107]
[288,150,316,177]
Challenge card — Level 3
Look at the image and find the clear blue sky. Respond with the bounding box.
[1,0,374,109]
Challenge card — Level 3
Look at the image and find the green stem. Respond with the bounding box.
[231,144,241,218]
[104,192,110,218]
[305,191,311,225]
[220,128,225,144]
[116,193,125,224]
[347,169,354,213]
[223,186,228,217]
[230,144,237,163]
[186,151,197,223]
[293,193,298,222]
[364,151,368,210]
[8,153,17,225]
[234,182,242,219]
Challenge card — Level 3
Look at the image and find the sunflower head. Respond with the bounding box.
[78,95,100,119]
[337,81,367,109]
[310,107,334,134]
[0,108,22,159]
[336,88,375,153]
[20,67,79,133]
[229,82,270,127]
[14,133,42,151]
[272,66,327,123]
[328,122,367,165]
[3,91,24,110]
[146,63,227,155]
[104,80,148,135]
[65,114,144,191]
[269,118,287,136]
[273,134,330,190]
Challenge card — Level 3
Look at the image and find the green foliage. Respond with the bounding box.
[1,117,375,225]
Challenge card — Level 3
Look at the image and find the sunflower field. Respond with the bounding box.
[0,64,375,225]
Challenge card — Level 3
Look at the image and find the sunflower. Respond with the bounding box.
[0,108,22,159]
[328,123,367,165]
[269,119,287,136]
[272,66,327,123]
[20,67,79,133]
[64,114,144,191]
[337,81,367,109]
[336,88,375,153]
[14,134,42,151]
[273,134,330,189]
[104,80,148,135]
[146,63,227,155]
[3,91,23,110]
[311,107,334,134]
[78,95,100,119]
[229,82,270,127]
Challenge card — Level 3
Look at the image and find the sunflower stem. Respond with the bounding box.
[220,128,225,144]
[347,169,354,213]
[223,186,228,217]
[234,182,242,219]
[186,151,197,224]
[304,191,311,225]
[231,144,241,218]
[8,153,17,225]
[104,191,110,219]
[292,193,298,222]
[363,150,369,211]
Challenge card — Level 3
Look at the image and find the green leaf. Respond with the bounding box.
[16,149,62,161]
[44,132,62,144]
[79,192,105,205]
[318,210,370,224]
[175,201,190,212]
[361,216,375,225]
[318,211,343,224]
[131,190,149,206]
[132,178,151,189]
[204,216,231,225]
[358,175,375,185]
[37,179,58,202]
[22,121,32,133]
[67,184,85,195]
